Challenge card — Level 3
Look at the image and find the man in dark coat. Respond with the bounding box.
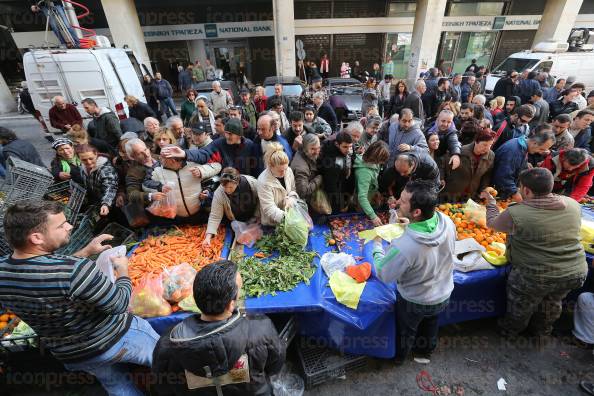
[0,127,45,168]
[313,92,338,132]
[152,260,285,396]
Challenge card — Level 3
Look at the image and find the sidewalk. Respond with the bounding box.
[0,112,35,121]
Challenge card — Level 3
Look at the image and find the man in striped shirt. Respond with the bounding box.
[0,200,159,395]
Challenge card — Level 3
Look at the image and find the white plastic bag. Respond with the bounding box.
[271,365,304,396]
[95,245,127,283]
[320,252,356,278]
[389,209,399,224]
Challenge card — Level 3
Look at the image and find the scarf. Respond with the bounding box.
[60,157,81,174]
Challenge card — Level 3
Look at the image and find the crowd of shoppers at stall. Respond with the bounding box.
[2,63,594,395]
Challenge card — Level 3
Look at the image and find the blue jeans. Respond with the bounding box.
[63,316,159,396]
[159,97,178,117]
[396,293,449,360]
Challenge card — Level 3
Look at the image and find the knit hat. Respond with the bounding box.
[52,138,73,150]
[311,75,323,83]
[588,90,594,99]
[225,118,243,136]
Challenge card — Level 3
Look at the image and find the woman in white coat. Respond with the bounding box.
[203,167,260,245]
[257,142,299,226]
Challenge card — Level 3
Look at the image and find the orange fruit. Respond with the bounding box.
[0,314,9,322]
[0,321,7,330]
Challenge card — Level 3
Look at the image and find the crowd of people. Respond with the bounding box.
[2,63,594,395]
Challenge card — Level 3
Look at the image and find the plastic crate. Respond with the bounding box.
[3,157,53,203]
[0,228,11,256]
[297,342,368,390]
[57,216,95,256]
[65,182,86,226]
[98,222,136,249]
[45,181,70,202]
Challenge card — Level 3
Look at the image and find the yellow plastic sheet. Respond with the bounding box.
[481,242,507,266]
[329,271,366,310]
[358,223,405,244]
[581,219,594,254]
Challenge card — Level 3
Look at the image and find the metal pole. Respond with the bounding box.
[63,1,83,39]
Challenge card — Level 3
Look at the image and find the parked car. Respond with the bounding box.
[193,80,240,105]
[263,76,305,110]
[324,77,364,122]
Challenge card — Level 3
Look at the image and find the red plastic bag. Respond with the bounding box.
[231,221,263,248]
[147,182,177,219]
[130,274,172,317]
[162,263,197,303]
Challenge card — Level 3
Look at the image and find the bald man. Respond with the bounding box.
[49,96,82,133]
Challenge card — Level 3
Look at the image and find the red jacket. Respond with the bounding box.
[254,96,268,113]
[49,104,83,132]
[541,149,594,201]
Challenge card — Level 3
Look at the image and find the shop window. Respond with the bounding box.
[388,2,416,17]
[447,1,505,16]
[333,1,386,18]
[384,33,412,79]
[294,1,332,19]
[439,31,497,75]
[507,0,545,15]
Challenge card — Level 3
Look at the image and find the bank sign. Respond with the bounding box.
[142,21,274,41]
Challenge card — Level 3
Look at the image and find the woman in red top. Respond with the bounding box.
[540,148,594,202]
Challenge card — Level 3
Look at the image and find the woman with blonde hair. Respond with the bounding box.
[489,96,505,119]
[256,142,299,226]
[67,124,113,155]
[152,128,177,155]
[124,94,157,122]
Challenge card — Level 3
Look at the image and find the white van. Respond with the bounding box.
[23,47,150,133]
[485,41,594,96]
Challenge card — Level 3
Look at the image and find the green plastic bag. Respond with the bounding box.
[283,204,310,248]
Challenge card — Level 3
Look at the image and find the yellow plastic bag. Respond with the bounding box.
[481,242,507,266]
[329,271,366,310]
[359,223,405,244]
[581,220,594,254]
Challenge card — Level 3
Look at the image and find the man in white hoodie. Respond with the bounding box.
[373,179,456,365]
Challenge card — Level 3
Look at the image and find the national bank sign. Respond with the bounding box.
[143,21,274,41]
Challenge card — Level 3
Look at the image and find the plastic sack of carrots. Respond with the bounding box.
[130,274,172,318]
[162,263,196,303]
[147,182,177,219]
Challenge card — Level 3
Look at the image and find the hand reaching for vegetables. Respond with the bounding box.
[76,234,113,257]
[160,146,186,159]
[202,234,212,247]
[371,216,383,227]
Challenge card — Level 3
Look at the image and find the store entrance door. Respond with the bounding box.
[438,34,460,76]
[206,40,250,84]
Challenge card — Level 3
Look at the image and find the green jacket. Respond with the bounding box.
[507,196,587,280]
[181,100,196,125]
[192,67,205,82]
[354,155,380,220]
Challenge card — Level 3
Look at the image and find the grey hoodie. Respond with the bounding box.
[373,211,456,305]
[387,121,428,166]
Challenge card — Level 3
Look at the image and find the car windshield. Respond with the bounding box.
[265,84,303,97]
[492,58,539,74]
[329,82,363,95]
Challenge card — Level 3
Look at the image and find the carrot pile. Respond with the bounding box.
[128,225,226,286]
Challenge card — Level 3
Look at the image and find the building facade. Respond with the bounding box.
[1,0,594,86]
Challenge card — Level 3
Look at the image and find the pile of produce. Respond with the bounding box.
[128,225,226,286]
[236,224,317,297]
[437,201,508,253]
[328,212,389,252]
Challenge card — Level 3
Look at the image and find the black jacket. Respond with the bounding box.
[379,151,440,196]
[266,94,292,114]
[151,311,285,396]
[549,99,579,120]
[402,91,424,120]
[319,138,355,212]
[389,93,408,117]
[129,102,157,122]
[493,77,517,99]
[1,139,45,169]
[316,102,338,132]
[88,109,122,148]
